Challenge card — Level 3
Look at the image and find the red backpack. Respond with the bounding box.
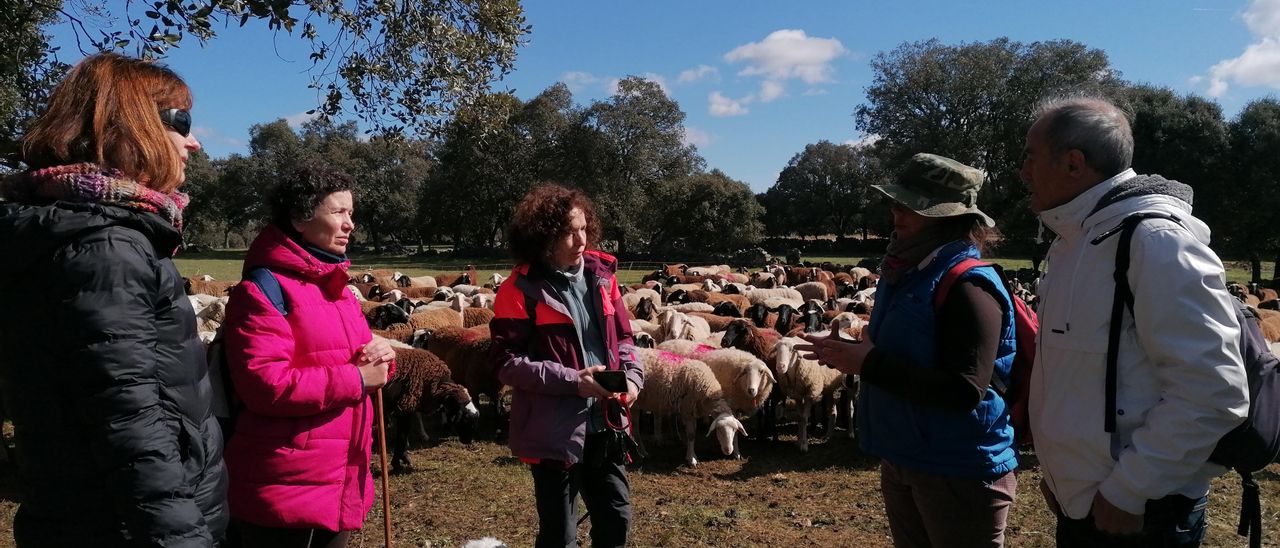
[934,259,1038,446]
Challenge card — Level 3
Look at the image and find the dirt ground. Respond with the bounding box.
[0,419,1276,547]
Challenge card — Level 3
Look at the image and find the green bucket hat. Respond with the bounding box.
[872,153,995,227]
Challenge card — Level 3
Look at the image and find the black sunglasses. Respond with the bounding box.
[159,108,192,137]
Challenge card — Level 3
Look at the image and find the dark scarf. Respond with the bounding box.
[880,221,969,284]
[1,162,188,231]
[278,221,347,264]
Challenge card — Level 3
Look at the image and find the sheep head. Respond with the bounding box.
[707,411,747,456]
[773,338,800,377]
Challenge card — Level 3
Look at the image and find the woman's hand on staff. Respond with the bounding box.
[796,334,874,376]
[357,338,396,391]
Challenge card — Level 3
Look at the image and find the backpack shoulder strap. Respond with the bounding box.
[1095,211,1182,433]
[933,258,991,310]
[245,267,288,316]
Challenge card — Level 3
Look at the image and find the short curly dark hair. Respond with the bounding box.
[269,161,356,228]
[506,183,602,266]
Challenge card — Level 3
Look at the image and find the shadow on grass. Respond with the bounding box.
[631,417,880,479]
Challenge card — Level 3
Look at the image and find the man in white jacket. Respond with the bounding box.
[1022,96,1249,547]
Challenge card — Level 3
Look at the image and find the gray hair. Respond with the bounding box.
[1031,96,1133,177]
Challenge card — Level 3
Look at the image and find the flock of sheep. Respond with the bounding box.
[184,261,894,469]
[184,260,1280,471]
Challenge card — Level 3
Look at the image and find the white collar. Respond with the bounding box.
[1039,169,1135,239]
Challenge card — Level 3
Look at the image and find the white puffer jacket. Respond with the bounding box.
[1030,169,1249,518]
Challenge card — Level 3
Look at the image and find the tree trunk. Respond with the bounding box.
[1251,254,1263,283]
[224,229,232,249]
[1273,254,1280,288]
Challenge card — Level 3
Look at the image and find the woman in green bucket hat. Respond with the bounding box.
[800,153,1021,547]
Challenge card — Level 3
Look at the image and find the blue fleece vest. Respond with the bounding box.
[858,240,1018,478]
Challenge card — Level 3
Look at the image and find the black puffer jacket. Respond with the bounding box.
[0,198,228,547]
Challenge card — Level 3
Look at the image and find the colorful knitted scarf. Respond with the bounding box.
[1,163,189,231]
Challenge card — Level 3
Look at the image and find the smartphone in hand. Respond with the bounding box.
[594,370,628,393]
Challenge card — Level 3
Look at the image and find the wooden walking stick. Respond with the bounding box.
[374,388,393,547]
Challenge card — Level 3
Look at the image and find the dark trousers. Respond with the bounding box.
[225,519,351,548]
[879,460,1017,548]
[529,454,631,548]
[1056,494,1208,548]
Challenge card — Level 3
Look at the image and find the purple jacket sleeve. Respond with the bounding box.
[490,280,580,396]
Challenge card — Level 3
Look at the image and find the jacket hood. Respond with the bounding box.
[243,224,351,294]
[1087,174,1209,245]
[0,200,181,276]
[1089,174,1194,216]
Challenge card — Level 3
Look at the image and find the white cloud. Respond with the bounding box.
[844,134,881,149]
[561,71,602,92]
[709,91,749,117]
[683,126,714,148]
[1206,37,1280,96]
[284,111,319,129]
[724,29,848,85]
[802,88,830,96]
[1244,0,1280,37]
[1200,0,1280,96]
[606,73,669,96]
[759,80,786,102]
[678,64,719,84]
[191,126,245,147]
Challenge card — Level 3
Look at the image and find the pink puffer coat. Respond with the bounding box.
[222,224,381,531]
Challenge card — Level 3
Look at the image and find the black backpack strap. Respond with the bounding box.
[1239,470,1262,548]
[1092,212,1181,433]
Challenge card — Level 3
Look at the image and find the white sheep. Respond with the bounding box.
[664,302,715,314]
[657,309,711,343]
[677,345,775,418]
[633,348,747,466]
[622,288,662,312]
[470,293,494,309]
[346,284,367,302]
[746,287,804,306]
[701,278,723,293]
[774,337,852,452]
[630,319,661,341]
[489,273,507,287]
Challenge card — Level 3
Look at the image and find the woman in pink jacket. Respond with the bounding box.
[222,163,395,547]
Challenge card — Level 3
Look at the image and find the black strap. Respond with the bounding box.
[1239,470,1262,548]
[1095,212,1181,433]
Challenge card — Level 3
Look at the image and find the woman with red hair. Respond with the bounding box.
[491,183,645,548]
[0,53,226,546]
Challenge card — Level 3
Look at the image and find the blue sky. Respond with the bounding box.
[48,0,1280,192]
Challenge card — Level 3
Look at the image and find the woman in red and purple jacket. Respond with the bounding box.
[490,184,645,548]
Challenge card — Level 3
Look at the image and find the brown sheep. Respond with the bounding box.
[185,278,237,296]
[688,311,736,333]
[422,326,504,439]
[407,305,464,331]
[686,290,750,316]
[1257,308,1280,342]
[463,307,495,328]
[381,347,476,471]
